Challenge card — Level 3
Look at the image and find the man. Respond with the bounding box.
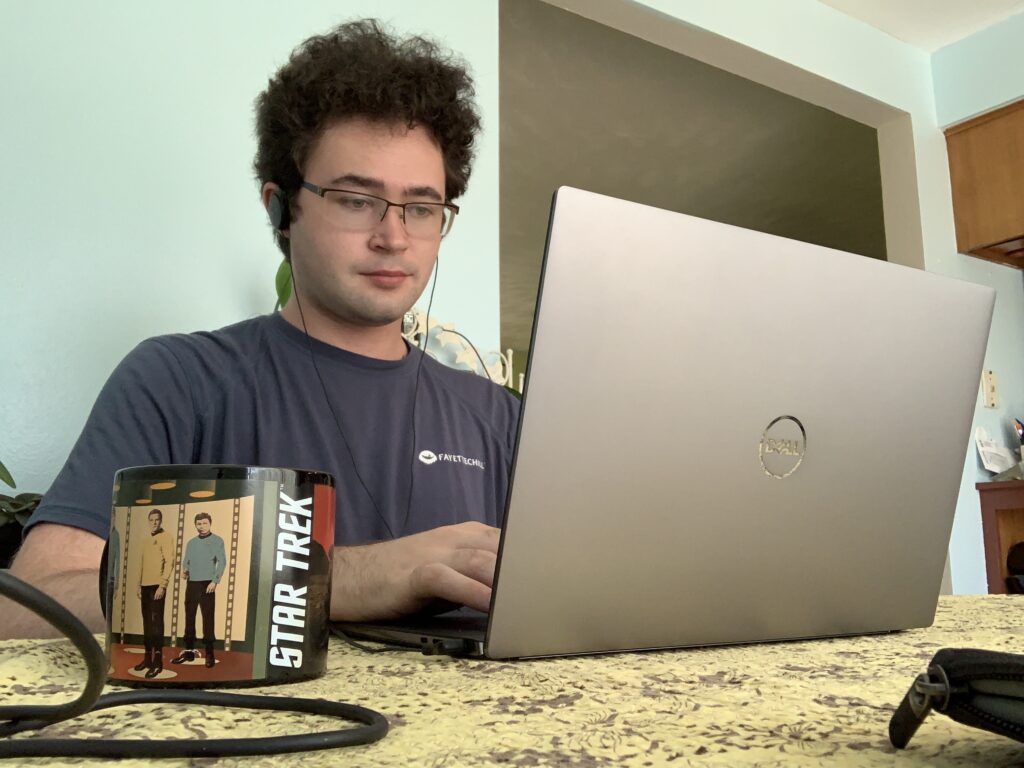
[173,512,225,669]
[5,20,519,639]
[137,509,172,679]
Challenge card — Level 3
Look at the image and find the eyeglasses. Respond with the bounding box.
[300,181,459,238]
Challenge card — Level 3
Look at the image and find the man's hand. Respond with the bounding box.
[331,522,500,622]
[206,582,217,594]
[183,570,189,581]
[155,586,166,600]
[137,585,142,599]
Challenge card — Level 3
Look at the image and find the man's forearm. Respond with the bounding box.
[330,544,391,622]
[0,569,106,639]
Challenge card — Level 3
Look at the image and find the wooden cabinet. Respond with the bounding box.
[945,99,1024,268]
[976,479,1024,593]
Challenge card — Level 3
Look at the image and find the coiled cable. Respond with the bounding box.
[0,570,388,758]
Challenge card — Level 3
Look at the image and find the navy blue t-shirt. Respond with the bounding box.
[30,314,520,545]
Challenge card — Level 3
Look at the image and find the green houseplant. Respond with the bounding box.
[0,459,40,567]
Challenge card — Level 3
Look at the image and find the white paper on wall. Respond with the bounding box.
[975,427,1018,473]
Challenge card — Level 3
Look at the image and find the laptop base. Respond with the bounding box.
[332,609,488,657]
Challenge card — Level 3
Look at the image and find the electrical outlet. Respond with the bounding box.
[982,369,999,409]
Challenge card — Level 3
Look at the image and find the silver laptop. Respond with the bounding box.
[337,186,995,659]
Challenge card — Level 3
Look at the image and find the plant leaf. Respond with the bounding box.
[274,260,293,310]
[0,460,14,489]
[14,493,42,504]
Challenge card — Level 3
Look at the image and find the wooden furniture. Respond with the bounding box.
[1,596,1021,766]
[945,99,1024,268]
[976,478,1024,593]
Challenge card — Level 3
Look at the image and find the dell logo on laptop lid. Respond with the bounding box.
[759,416,806,479]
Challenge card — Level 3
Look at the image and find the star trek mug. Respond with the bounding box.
[100,465,335,687]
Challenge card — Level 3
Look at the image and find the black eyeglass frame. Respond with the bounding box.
[300,181,459,237]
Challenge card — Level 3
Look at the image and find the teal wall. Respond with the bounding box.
[931,12,1024,593]
[932,12,1024,126]
[4,0,1021,597]
[1,2,498,494]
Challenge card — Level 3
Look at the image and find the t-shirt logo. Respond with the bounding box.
[417,449,486,470]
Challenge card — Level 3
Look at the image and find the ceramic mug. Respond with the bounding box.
[100,465,335,687]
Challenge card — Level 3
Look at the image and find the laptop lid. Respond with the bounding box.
[481,186,994,659]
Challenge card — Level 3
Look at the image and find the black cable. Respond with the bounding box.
[0,571,105,727]
[287,248,488,539]
[291,268,396,540]
[401,252,438,534]
[0,690,387,758]
[0,571,388,758]
[328,625,410,654]
[436,327,495,383]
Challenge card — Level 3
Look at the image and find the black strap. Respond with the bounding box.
[0,571,388,758]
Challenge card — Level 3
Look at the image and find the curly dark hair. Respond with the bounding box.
[254,19,481,257]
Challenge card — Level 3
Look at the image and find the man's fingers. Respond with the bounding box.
[446,548,497,588]
[411,559,494,613]
[447,522,501,554]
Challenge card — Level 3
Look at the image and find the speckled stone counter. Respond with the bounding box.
[0,595,1022,766]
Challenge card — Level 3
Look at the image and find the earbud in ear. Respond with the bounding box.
[268,189,291,231]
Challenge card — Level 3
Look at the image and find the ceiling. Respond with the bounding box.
[818,0,1024,52]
